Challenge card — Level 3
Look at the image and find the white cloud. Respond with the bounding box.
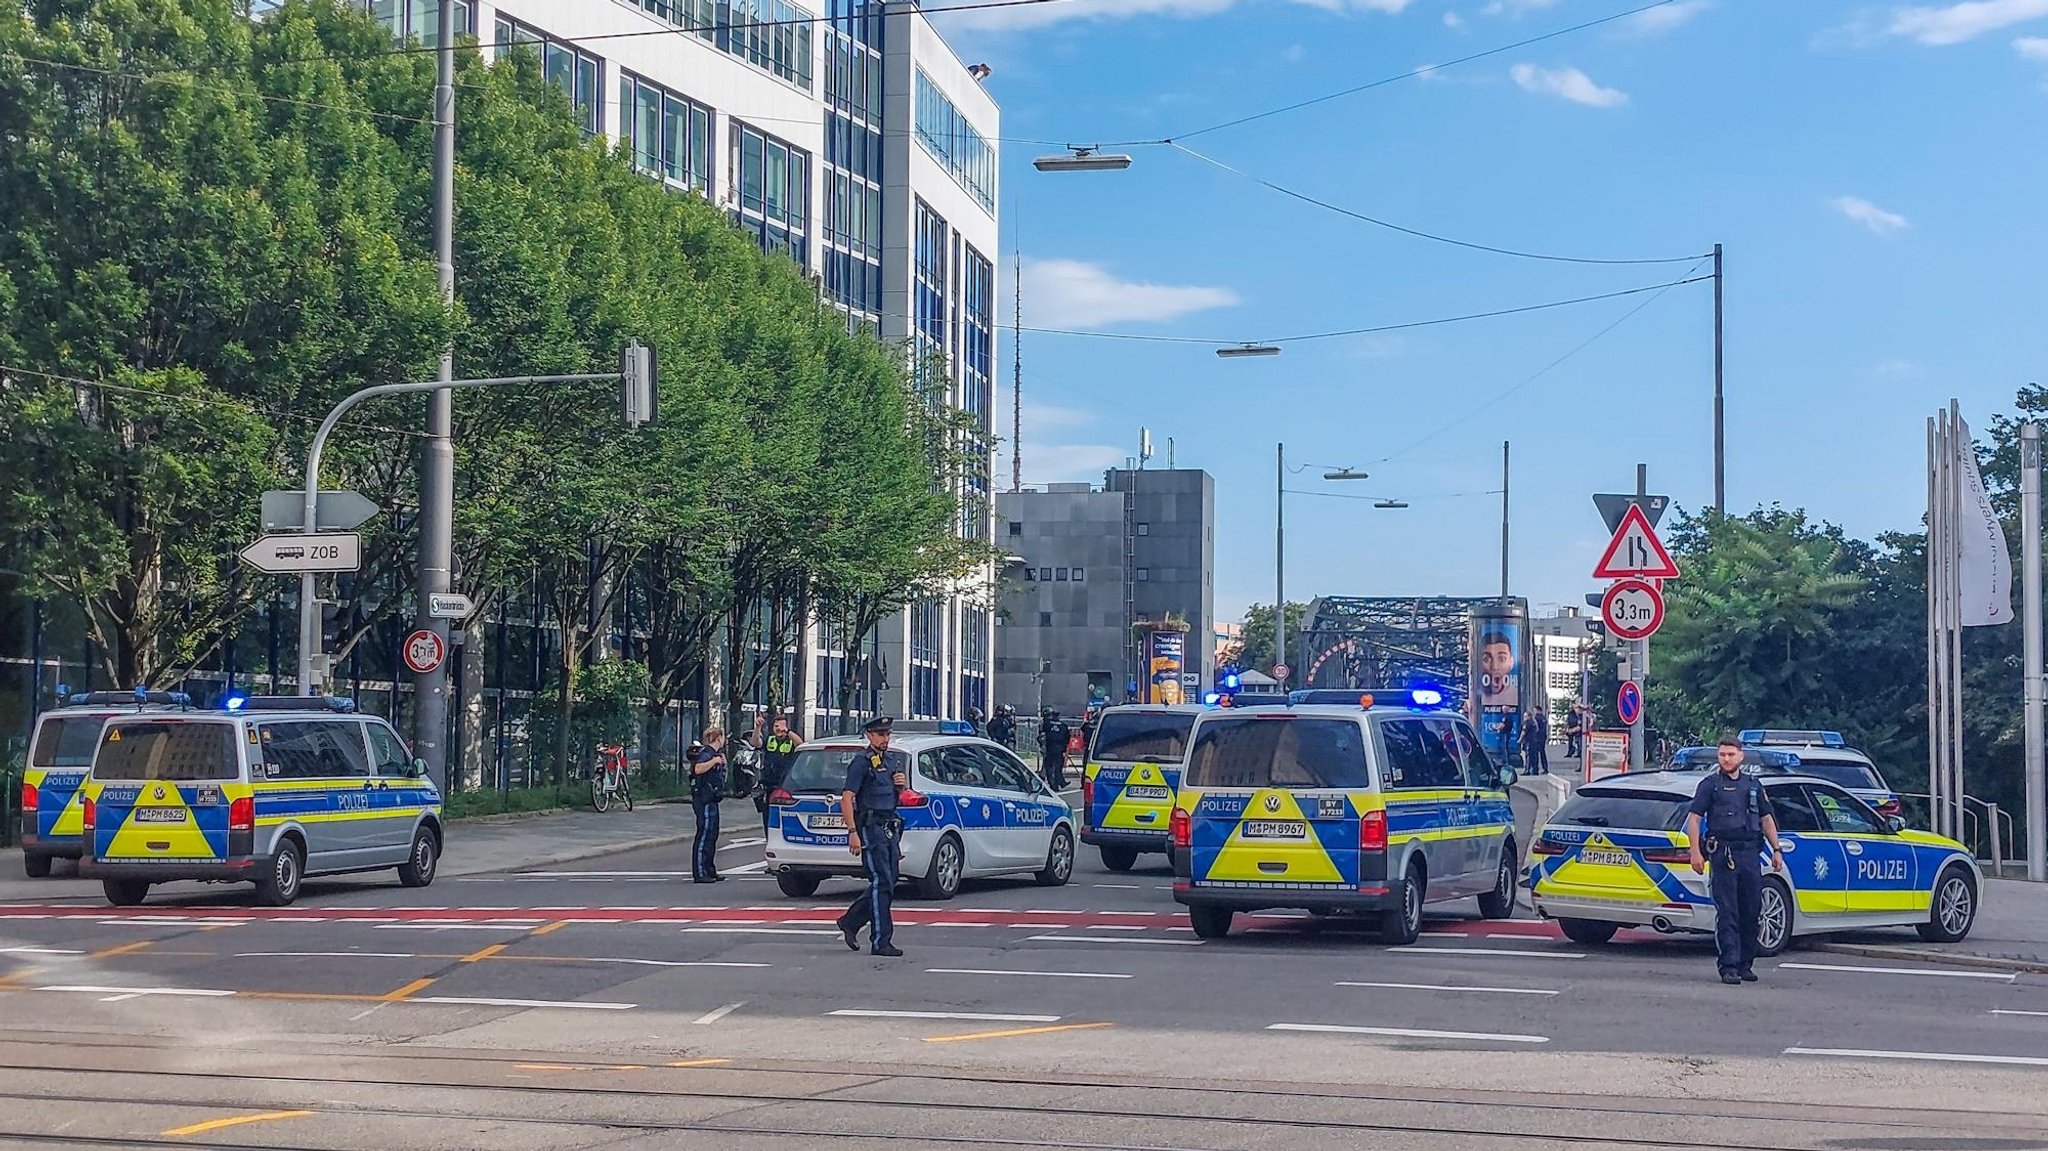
[2017,33,2048,54]
[940,0,1409,32]
[1872,358,1924,377]
[1020,442,1132,485]
[1282,43,1308,61]
[1022,258,1240,328]
[1626,0,1712,35]
[1887,0,2048,45]
[1444,10,1464,27]
[1510,63,1629,107]
[1482,0,1563,14]
[1831,195,1911,236]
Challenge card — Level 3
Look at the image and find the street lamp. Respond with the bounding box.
[1374,499,1409,509]
[1217,343,1281,358]
[1033,147,1133,172]
[1274,445,1373,688]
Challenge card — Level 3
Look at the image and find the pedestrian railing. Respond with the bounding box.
[1898,790,2019,874]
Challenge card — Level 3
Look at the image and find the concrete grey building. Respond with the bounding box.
[994,469,1216,716]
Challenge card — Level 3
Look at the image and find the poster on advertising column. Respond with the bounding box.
[1145,627,1188,705]
[1468,603,1529,769]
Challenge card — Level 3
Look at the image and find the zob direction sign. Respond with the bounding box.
[239,533,362,575]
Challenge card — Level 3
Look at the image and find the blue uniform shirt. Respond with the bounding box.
[1689,770,1766,844]
[844,747,908,817]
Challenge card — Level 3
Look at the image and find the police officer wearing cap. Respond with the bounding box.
[1685,733,1787,985]
[835,716,910,958]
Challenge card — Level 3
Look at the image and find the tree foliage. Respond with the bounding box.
[1229,602,1310,673]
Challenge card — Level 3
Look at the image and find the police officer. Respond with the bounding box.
[757,713,802,827]
[987,705,1017,749]
[1685,733,1787,985]
[835,716,909,958]
[689,730,730,884]
[1038,708,1071,790]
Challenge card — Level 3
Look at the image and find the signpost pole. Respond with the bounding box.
[1631,464,1649,771]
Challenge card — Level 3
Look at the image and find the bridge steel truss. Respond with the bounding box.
[1297,596,1527,712]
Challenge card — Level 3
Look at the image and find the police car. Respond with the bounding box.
[77,696,444,907]
[764,722,1076,900]
[1739,729,1904,820]
[1528,771,1978,953]
[1081,704,1201,872]
[18,689,194,878]
[1170,691,1519,943]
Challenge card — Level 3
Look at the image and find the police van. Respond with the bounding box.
[1081,704,1201,872]
[1739,730,1904,821]
[18,689,194,878]
[764,723,1075,901]
[1170,692,1519,942]
[78,696,444,907]
[1529,770,1976,953]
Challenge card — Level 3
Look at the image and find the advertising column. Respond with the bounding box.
[1468,603,1530,770]
[1145,627,1189,706]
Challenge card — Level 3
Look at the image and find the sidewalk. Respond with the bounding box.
[1817,876,2048,973]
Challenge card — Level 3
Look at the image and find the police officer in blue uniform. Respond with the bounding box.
[1685,733,1787,985]
[835,716,910,958]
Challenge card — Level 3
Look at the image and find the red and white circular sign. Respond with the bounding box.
[403,629,447,675]
[1272,663,1291,681]
[1601,578,1666,641]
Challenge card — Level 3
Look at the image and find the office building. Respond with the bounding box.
[1531,608,1598,720]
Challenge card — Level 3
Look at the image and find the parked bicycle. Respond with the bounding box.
[592,744,634,813]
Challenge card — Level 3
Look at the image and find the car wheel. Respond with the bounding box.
[1477,842,1518,920]
[1098,845,1139,872]
[1559,918,1619,945]
[1036,826,1075,887]
[398,827,439,888]
[775,871,822,898]
[1756,877,1794,956]
[1381,862,1424,945]
[1917,865,1978,943]
[1189,905,1233,939]
[915,834,963,900]
[102,879,150,907]
[256,838,305,907]
[23,854,52,879]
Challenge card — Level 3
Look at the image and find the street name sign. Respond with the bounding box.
[239,533,362,574]
[260,490,380,533]
[1592,504,1681,581]
[1601,577,1666,641]
[427,593,475,620]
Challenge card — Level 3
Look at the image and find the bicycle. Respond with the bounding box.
[592,745,634,813]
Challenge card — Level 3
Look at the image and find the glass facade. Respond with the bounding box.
[822,1,884,322]
[913,200,947,367]
[730,121,811,266]
[961,606,988,717]
[910,597,942,720]
[494,16,602,137]
[367,0,474,45]
[960,245,993,541]
[633,0,814,91]
[913,70,996,213]
[620,71,714,197]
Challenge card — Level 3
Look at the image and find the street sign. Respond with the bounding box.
[1593,492,1670,535]
[1601,578,1666,641]
[427,593,474,620]
[1272,663,1291,681]
[260,490,379,533]
[238,533,362,575]
[402,630,446,675]
[1592,504,1681,581]
[1617,680,1643,726]
[1180,672,1201,689]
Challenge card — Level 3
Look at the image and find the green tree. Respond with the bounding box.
[1231,602,1310,674]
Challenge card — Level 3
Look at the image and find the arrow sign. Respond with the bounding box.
[427,592,474,620]
[1593,492,1670,535]
[261,490,380,532]
[239,533,362,574]
[1592,504,1680,581]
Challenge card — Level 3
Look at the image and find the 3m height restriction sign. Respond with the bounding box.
[1592,503,1680,580]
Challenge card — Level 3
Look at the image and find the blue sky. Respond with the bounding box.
[929,0,2048,623]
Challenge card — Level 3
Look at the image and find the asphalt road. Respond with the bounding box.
[1,820,2044,1150]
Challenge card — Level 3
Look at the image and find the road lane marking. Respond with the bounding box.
[1085,925,1150,932]
[460,944,509,963]
[382,978,436,1002]
[1786,1046,2048,1068]
[1269,1023,1548,1044]
[516,871,695,878]
[1026,935,1202,946]
[727,861,771,873]
[828,1009,1062,1022]
[1091,884,1142,890]
[486,956,771,969]
[39,985,234,998]
[1385,947,1584,958]
[374,924,536,932]
[234,952,417,960]
[1777,962,2015,982]
[1336,981,1559,997]
[1990,1008,2048,1017]
[514,1063,647,1073]
[1012,923,1070,929]
[0,947,83,955]
[89,941,156,959]
[162,1111,312,1138]
[415,996,635,1010]
[532,921,568,936]
[719,837,767,851]
[927,969,1132,980]
[667,1058,731,1068]
[693,1002,746,1025]
[925,1022,1113,1044]
[681,928,839,937]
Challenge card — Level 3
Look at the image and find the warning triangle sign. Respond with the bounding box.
[1592,503,1680,580]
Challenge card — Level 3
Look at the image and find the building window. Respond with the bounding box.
[1022,568,1035,581]
[1073,568,1085,582]
[1039,612,1053,628]
[638,0,813,91]
[1136,523,1150,536]
[366,0,474,46]
[1038,567,1051,582]
[1136,568,1150,582]
[1008,522,1021,536]
[493,16,602,136]
[1055,568,1068,582]
[619,71,713,197]
[913,69,996,212]
[914,200,948,362]
[730,122,810,267]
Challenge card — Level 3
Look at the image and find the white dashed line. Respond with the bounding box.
[681,928,839,937]
[1786,1046,2048,1068]
[1026,934,1202,946]
[1270,1023,1548,1044]
[1991,1008,2048,1017]
[415,996,635,1011]
[829,1009,1061,1022]
[1385,947,1584,958]
[926,969,1132,980]
[1336,980,1558,997]
[1777,962,2015,982]
[693,1002,746,1025]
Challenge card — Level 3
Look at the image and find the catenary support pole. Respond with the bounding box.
[413,0,460,789]
[1499,441,1510,603]
[1275,442,1286,686]
[1713,243,1725,517]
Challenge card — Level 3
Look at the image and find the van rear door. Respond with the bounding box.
[1181,715,1370,890]
[90,720,238,864]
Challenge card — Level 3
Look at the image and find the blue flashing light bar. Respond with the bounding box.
[1739,729,1846,749]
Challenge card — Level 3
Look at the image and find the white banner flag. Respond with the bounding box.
[1955,413,2014,626]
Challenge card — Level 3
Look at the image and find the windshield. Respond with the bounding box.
[1183,717,1369,789]
[1785,755,1885,791]
[93,721,239,782]
[782,746,865,793]
[1551,789,1690,832]
[1091,711,1195,763]
[31,715,110,769]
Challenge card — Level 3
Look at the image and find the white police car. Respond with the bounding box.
[763,722,1076,900]
[1739,729,1904,822]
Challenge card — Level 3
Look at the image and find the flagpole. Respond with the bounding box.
[1950,399,1967,845]
[1927,415,1942,838]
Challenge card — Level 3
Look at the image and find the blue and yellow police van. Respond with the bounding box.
[1080,704,1202,872]
[78,695,443,907]
[18,689,194,878]
[1170,692,1519,942]
[1529,770,1978,953]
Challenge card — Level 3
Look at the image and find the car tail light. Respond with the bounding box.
[897,789,929,808]
[1642,847,1690,865]
[81,796,95,831]
[1530,837,1564,856]
[19,782,36,813]
[229,796,255,832]
[767,788,795,807]
[1360,809,1388,852]
[1081,776,1094,811]
[1169,806,1191,848]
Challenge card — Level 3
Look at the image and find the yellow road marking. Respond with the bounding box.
[531,921,568,937]
[666,1058,731,1068]
[91,940,155,960]
[460,943,509,963]
[162,1111,312,1138]
[923,1022,1114,1044]
[381,977,436,1002]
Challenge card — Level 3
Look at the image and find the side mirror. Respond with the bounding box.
[1497,766,1519,790]
[411,757,430,779]
[1886,814,1907,833]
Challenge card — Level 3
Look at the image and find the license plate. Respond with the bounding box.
[1124,785,1172,801]
[134,808,188,824]
[807,814,847,830]
[1242,820,1306,840]
[1580,848,1633,867]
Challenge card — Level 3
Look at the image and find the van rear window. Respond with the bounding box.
[1182,717,1369,789]
[31,716,107,769]
[1091,711,1195,763]
[1551,790,1689,832]
[93,722,239,782]
[782,747,863,793]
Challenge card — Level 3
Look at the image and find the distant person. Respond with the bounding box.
[965,705,987,738]
[689,729,729,884]
[1038,709,1072,790]
[1565,705,1586,758]
[987,705,1017,748]
[758,714,802,826]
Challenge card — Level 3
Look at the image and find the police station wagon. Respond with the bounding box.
[18,689,194,878]
[764,726,1076,900]
[78,696,444,907]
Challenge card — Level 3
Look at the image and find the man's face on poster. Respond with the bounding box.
[1481,640,1514,696]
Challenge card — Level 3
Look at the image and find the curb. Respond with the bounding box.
[1811,941,2048,975]
[440,829,701,878]
[1514,774,1572,829]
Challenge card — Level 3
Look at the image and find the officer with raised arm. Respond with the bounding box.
[1686,733,1787,985]
[835,716,910,958]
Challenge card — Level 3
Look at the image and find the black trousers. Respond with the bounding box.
[1709,840,1764,973]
